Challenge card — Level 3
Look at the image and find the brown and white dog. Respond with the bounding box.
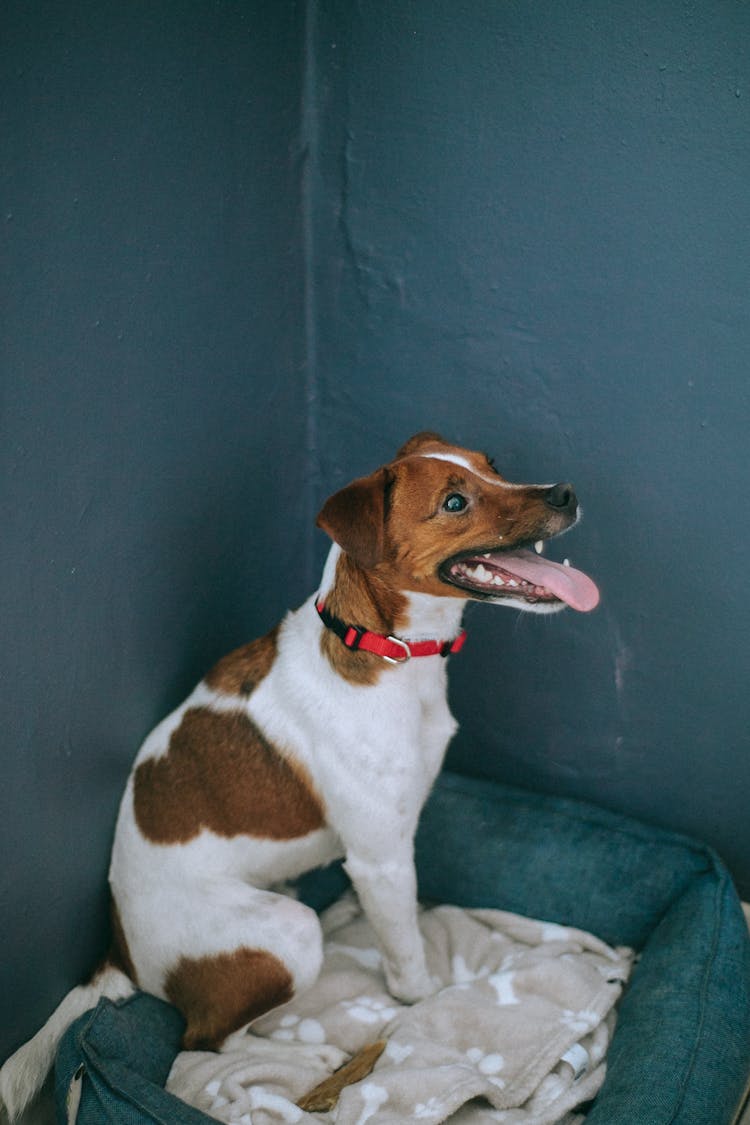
[0,432,599,1119]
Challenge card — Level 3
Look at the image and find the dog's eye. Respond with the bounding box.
[443,493,468,513]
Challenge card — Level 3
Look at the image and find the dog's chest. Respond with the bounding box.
[118,599,458,885]
[273,620,453,751]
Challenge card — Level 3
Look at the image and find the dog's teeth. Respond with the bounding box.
[534,540,544,554]
[474,564,491,582]
[563,558,570,567]
[492,574,505,586]
[507,579,518,587]
[483,553,491,559]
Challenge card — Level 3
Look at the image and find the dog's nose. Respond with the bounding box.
[544,482,577,512]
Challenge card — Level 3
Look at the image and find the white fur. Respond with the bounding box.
[418,450,552,491]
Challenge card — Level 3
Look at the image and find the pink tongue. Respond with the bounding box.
[497,549,600,612]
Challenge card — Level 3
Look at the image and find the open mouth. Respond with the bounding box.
[440,546,600,612]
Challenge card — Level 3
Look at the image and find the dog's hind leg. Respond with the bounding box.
[136,883,325,1052]
[166,944,296,1051]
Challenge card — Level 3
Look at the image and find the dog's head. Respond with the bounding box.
[317,432,599,614]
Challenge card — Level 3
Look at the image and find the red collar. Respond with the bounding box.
[315,599,466,665]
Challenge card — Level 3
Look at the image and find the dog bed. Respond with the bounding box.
[55,771,750,1124]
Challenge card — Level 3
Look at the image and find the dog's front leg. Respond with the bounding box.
[343,847,434,1003]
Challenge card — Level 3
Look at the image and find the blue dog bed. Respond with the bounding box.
[56,771,750,1124]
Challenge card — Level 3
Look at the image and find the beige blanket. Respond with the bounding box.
[167,892,631,1125]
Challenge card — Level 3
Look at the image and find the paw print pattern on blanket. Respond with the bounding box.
[414,1095,446,1118]
[383,1039,414,1064]
[451,953,491,985]
[204,1079,229,1114]
[487,970,520,1005]
[203,1080,303,1124]
[352,1082,389,1125]
[560,1008,599,1035]
[341,994,398,1025]
[465,1047,506,1088]
[269,1012,326,1044]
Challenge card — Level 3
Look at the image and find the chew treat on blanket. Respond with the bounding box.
[297,1040,387,1112]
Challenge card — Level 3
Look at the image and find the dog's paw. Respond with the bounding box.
[385,968,440,1005]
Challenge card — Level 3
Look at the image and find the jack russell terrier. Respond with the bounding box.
[1,432,599,1119]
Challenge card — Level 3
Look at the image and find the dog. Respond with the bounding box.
[0,432,599,1119]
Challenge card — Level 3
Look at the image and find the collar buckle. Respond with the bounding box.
[381,636,411,665]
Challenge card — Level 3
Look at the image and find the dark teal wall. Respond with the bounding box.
[311,2,750,887]
[1,1,308,1061]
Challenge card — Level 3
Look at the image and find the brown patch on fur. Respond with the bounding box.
[165,947,294,1050]
[133,708,326,843]
[109,898,138,985]
[316,467,392,570]
[204,626,279,696]
[320,552,408,685]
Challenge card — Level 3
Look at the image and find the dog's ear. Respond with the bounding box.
[316,468,391,569]
[396,431,447,458]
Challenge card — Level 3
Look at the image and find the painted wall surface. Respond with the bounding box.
[311,3,750,890]
[1,1,307,1061]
